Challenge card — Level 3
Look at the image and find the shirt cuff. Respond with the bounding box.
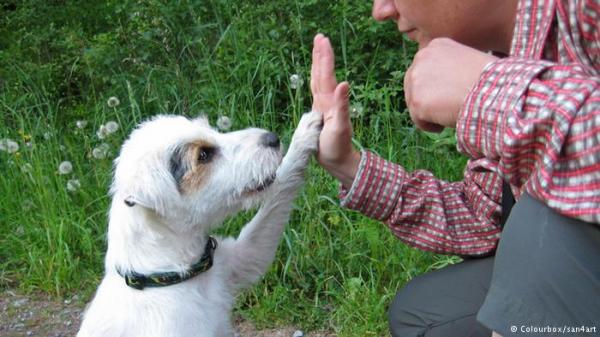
[456,57,551,159]
[339,150,407,221]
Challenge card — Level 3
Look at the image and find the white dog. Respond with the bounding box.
[77,111,322,337]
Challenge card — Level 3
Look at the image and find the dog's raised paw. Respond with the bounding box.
[291,110,323,153]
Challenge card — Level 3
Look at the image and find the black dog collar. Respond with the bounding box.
[117,236,218,290]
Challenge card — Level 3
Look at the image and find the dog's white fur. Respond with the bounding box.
[77,111,322,337]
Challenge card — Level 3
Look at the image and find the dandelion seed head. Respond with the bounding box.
[76,120,88,129]
[350,103,365,119]
[104,121,119,134]
[67,179,81,192]
[216,116,232,131]
[21,163,33,174]
[97,125,109,139]
[107,96,120,108]
[58,161,73,175]
[92,148,105,159]
[43,132,52,140]
[92,143,110,159]
[6,140,19,153]
[290,74,304,89]
[22,199,35,211]
[0,138,19,153]
[268,29,280,39]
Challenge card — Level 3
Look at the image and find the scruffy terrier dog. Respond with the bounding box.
[77,111,322,337]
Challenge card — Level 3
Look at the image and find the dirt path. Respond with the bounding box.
[0,290,335,337]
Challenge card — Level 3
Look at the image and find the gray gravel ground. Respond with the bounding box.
[0,290,335,337]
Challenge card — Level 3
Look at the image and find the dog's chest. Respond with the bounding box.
[80,272,236,337]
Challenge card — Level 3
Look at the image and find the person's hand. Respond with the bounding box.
[311,34,361,188]
[404,38,499,132]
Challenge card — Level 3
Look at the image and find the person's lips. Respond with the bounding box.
[402,28,418,41]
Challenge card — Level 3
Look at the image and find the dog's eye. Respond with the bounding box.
[198,147,215,164]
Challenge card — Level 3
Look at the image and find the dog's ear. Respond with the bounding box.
[193,115,210,127]
[169,144,189,192]
[120,181,172,215]
[123,195,152,208]
[113,152,182,217]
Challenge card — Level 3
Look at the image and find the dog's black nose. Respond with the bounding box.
[260,132,280,148]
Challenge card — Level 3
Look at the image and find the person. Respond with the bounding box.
[310,0,600,336]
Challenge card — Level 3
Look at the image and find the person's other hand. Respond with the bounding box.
[404,38,498,132]
[311,34,361,188]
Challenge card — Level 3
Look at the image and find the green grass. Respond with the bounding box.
[0,1,466,335]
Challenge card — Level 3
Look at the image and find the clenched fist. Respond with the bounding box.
[404,38,498,132]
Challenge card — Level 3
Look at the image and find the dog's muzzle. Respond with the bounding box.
[260,132,280,149]
[243,173,276,194]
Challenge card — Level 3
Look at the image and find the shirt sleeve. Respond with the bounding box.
[340,151,503,256]
[457,58,600,223]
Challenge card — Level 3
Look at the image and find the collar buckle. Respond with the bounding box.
[124,273,147,290]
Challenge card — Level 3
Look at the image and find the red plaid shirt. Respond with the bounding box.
[341,0,600,255]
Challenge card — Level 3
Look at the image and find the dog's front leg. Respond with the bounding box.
[227,111,322,289]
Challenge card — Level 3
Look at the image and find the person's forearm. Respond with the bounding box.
[339,151,502,256]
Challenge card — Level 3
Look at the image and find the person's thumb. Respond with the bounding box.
[333,81,350,125]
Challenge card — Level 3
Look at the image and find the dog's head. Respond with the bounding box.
[111,115,283,228]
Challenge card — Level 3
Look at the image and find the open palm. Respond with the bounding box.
[310,34,360,187]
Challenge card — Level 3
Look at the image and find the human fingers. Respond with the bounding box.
[333,81,350,124]
[319,82,352,162]
[414,119,444,133]
[403,63,414,113]
[310,33,324,95]
[317,82,359,187]
[311,34,337,95]
[404,62,444,132]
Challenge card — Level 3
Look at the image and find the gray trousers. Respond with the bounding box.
[389,193,600,337]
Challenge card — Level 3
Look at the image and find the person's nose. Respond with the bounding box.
[372,0,398,22]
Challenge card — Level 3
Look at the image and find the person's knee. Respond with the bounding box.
[388,261,493,337]
[388,278,428,337]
